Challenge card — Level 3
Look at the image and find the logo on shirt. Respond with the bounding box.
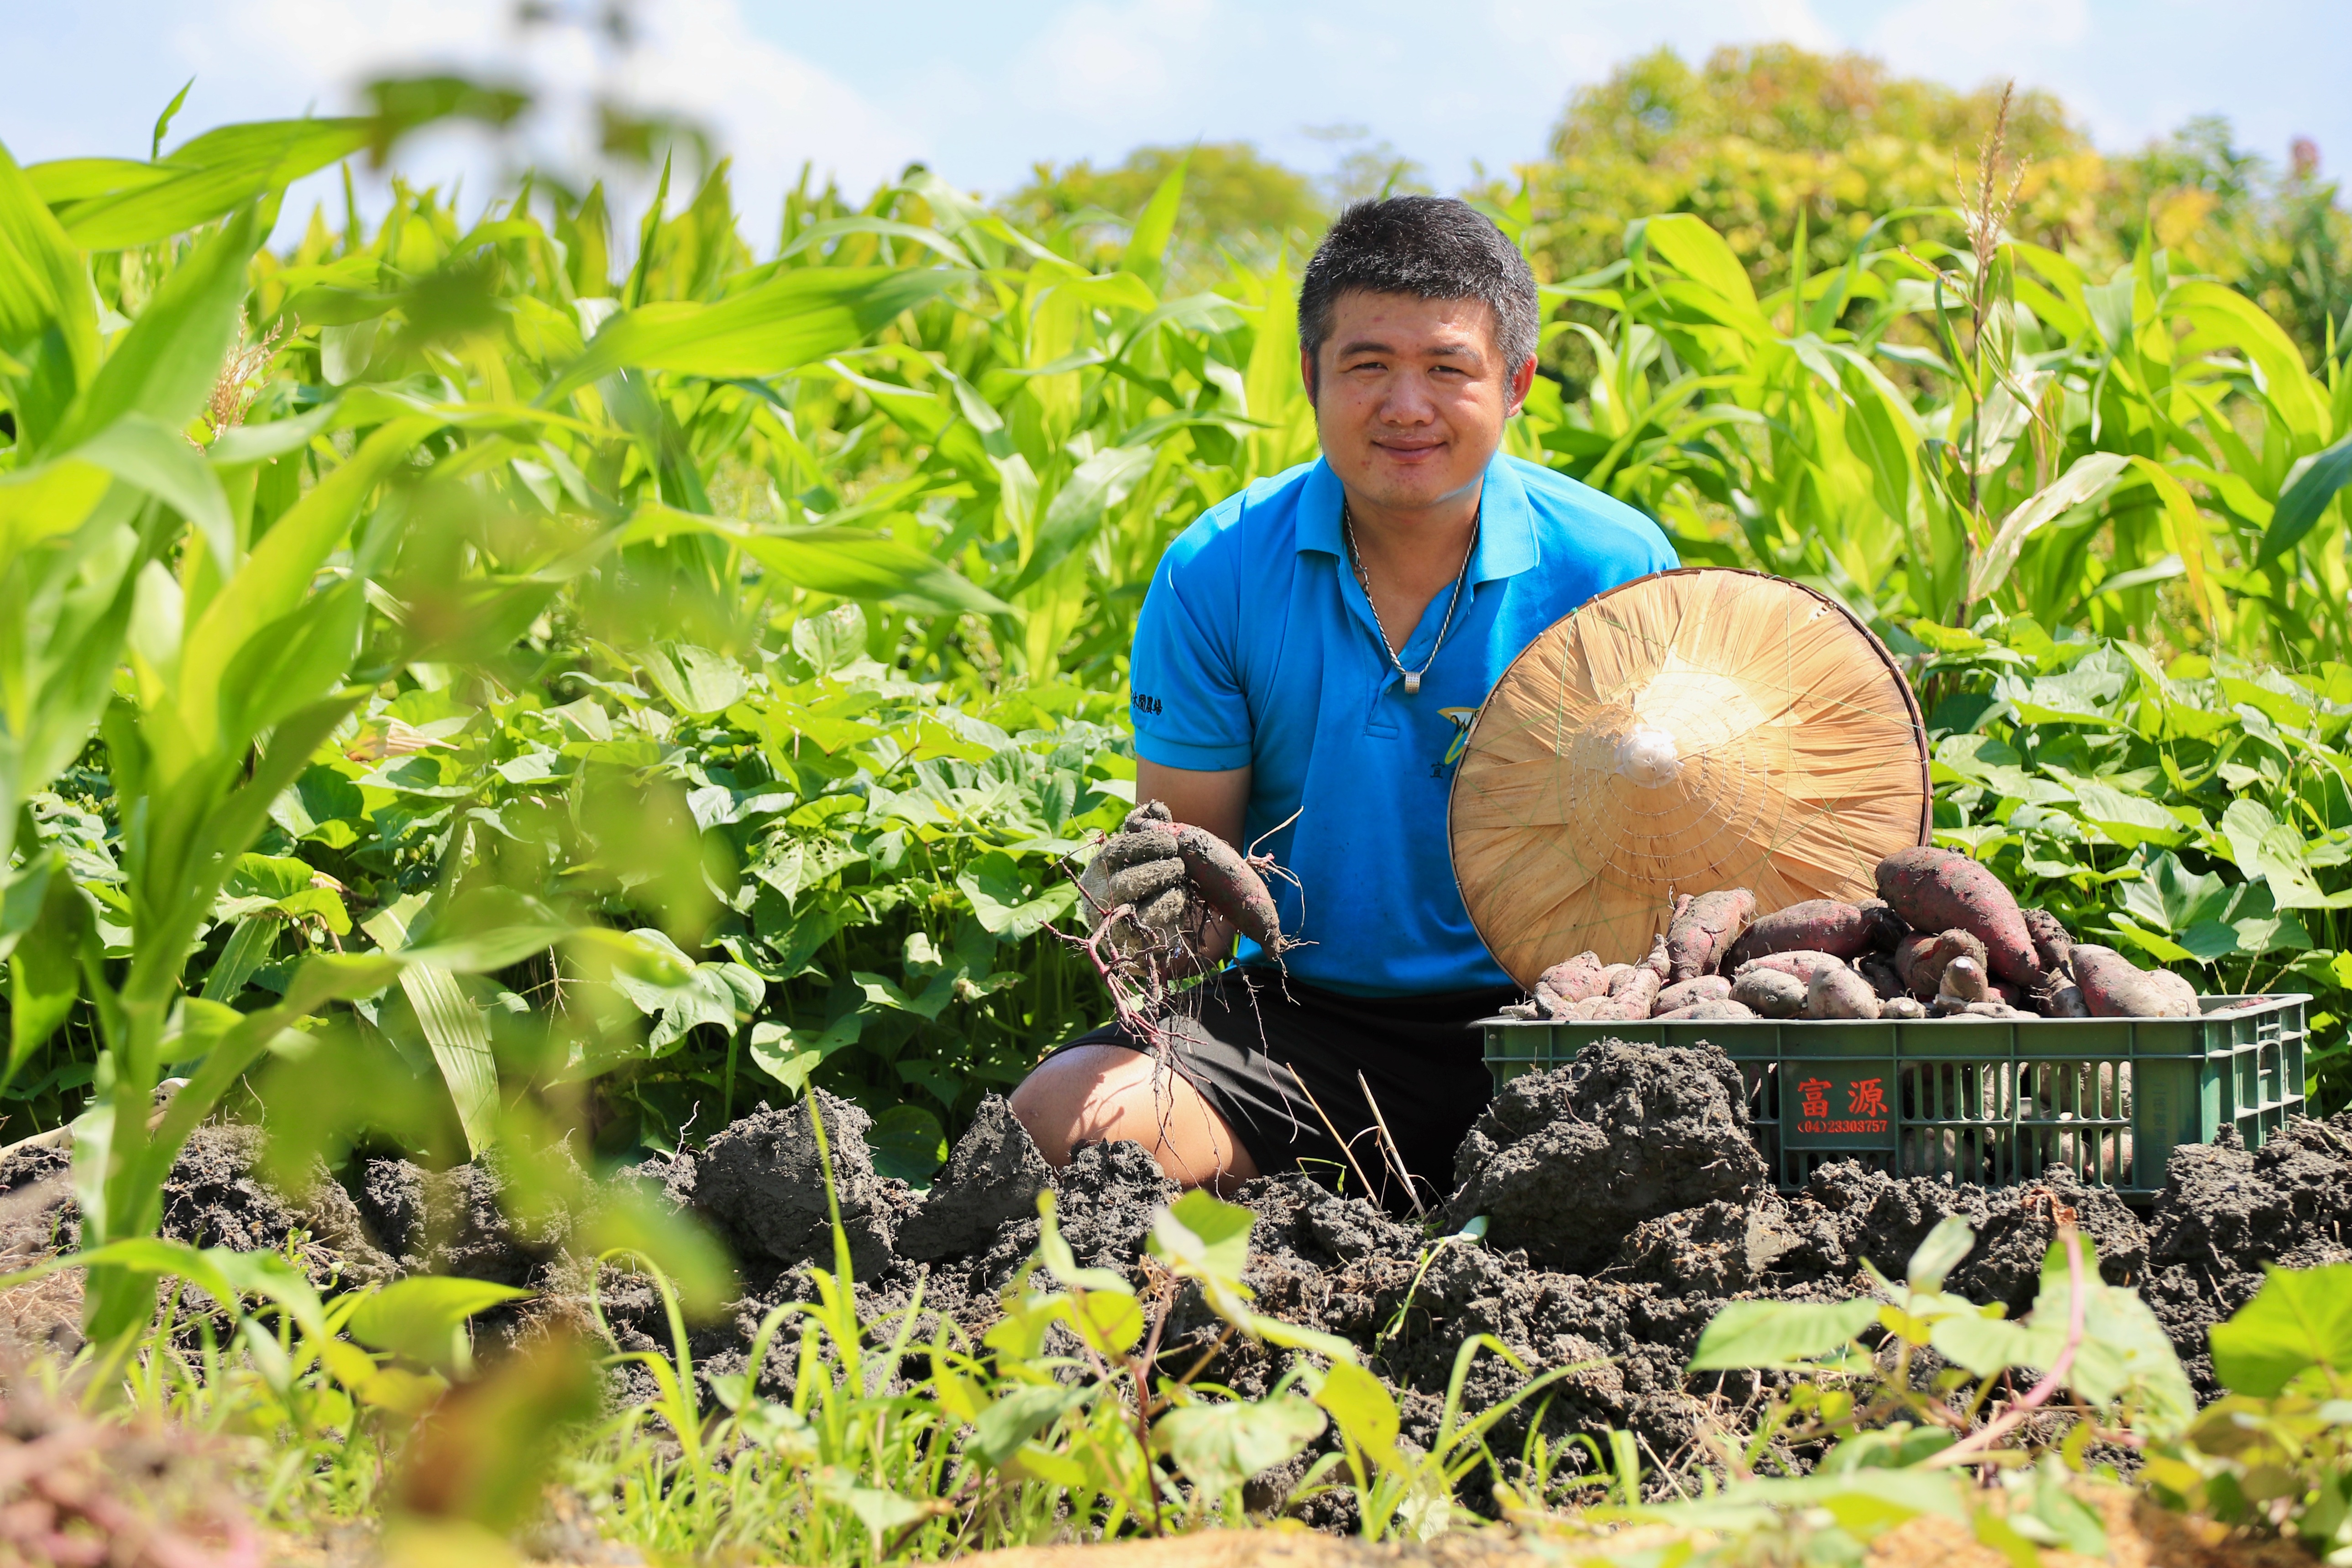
[1131,692,1164,718]
[1434,707,1478,776]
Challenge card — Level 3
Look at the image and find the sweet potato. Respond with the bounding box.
[1566,994,1651,1022]
[1172,823,1282,949]
[1535,952,1609,1016]
[1656,998,1759,1021]
[1857,899,1907,953]
[1882,996,1928,1020]
[1731,968,1806,1018]
[1732,949,1849,986]
[1875,846,2040,986]
[1961,1000,2030,1019]
[1895,929,1986,1000]
[1724,900,1876,969]
[1667,888,1757,981]
[2148,968,2202,1017]
[1936,955,1991,1005]
[2071,945,2200,1019]
[1654,975,1733,1013]
[1640,931,1672,981]
[1857,953,1905,1002]
[2031,976,2089,1018]
[1608,965,1663,1016]
[2021,908,2074,975]
[1806,963,1882,1020]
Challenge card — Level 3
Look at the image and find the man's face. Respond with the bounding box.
[1304,290,1531,518]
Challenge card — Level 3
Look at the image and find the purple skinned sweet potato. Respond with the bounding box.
[2072,945,2200,1018]
[1876,846,2041,987]
[2021,907,2074,975]
[1723,900,1875,969]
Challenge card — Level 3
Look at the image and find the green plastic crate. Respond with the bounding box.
[1481,995,2309,1198]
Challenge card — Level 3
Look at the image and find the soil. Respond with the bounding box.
[5,1037,2351,1505]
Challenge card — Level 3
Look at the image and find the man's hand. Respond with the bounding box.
[1079,802,1191,964]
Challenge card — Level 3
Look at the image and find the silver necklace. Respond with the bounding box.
[1343,501,1477,696]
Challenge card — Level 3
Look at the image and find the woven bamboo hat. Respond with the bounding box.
[1449,568,1931,989]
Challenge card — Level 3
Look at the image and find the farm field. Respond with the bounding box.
[0,43,2348,1566]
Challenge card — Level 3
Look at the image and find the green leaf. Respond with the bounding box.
[1312,1358,1402,1468]
[969,1382,1095,1468]
[2,853,89,1093]
[346,1276,532,1371]
[1688,1298,1877,1371]
[1152,1395,1325,1496]
[46,121,369,250]
[1929,1312,2046,1379]
[1147,1190,1257,1322]
[623,505,1007,616]
[2259,434,2352,566]
[747,1016,862,1095]
[2070,778,2183,849]
[639,643,749,717]
[1906,1216,1975,1295]
[542,266,960,404]
[868,1104,947,1184]
[954,850,1075,940]
[46,203,262,455]
[2211,1263,2352,1396]
[2222,799,2342,910]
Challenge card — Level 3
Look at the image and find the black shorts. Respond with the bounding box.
[1053,966,1516,1211]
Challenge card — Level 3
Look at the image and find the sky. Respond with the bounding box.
[4,0,2348,235]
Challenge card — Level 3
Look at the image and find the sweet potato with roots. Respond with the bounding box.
[1876,846,2041,986]
[1724,900,1876,969]
[1667,889,1756,981]
[1171,823,1283,950]
[2071,945,2200,1018]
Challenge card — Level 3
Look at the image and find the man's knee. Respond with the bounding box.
[1009,1045,1140,1165]
[1009,1044,1255,1190]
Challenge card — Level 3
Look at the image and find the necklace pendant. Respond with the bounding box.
[1403,671,1421,696]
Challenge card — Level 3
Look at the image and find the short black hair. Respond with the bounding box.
[1296,196,1538,393]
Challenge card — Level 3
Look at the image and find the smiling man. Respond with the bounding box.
[1010,196,1676,1206]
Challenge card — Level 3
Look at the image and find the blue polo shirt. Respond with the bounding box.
[1129,452,1676,996]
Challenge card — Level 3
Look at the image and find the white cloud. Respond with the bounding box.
[164,0,920,230]
[1019,0,1225,125]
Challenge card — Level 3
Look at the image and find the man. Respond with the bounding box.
[1010,196,1675,1206]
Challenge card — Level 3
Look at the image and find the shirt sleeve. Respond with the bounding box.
[1129,536,1253,771]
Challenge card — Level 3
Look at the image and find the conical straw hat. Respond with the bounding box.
[1450,568,1930,989]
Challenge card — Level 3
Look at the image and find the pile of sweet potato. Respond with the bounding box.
[1505,846,2206,1024]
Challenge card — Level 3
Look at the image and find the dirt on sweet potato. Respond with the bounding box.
[1723,900,1875,969]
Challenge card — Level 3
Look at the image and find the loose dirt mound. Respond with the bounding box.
[5,1038,2351,1497]
[1440,1040,1766,1270]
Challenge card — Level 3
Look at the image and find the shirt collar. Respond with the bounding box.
[1295,452,1540,585]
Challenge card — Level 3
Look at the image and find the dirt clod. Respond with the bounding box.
[1439,1041,1766,1273]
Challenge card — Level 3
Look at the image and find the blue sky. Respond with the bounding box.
[4,0,2347,231]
